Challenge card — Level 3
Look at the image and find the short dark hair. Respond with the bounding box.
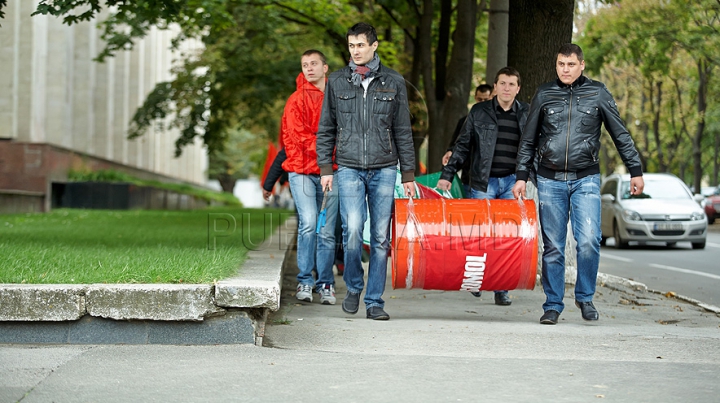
[494,66,521,87]
[476,84,493,94]
[302,49,327,65]
[347,22,378,45]
[558,43,584,62]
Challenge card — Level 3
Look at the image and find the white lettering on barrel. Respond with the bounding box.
[460,254,487,291]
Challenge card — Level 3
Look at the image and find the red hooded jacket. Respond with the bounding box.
[281,72,329,175]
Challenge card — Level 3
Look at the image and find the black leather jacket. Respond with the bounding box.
[316,63,415,183]
[516,75,643,182]
[440,98,529,192]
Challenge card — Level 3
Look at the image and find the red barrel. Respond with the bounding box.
[391,198,538,291]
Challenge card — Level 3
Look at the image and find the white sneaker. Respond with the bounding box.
[319,284,336,305]
[296,284,313,302]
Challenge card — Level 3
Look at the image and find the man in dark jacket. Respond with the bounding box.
[441,84,494,194]
[512,43,645,325]
[437,66,529,306]
[317,22,416,321]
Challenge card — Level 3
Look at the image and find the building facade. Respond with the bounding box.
[0,2,208,212]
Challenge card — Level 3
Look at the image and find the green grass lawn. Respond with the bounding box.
[0,208,292,284]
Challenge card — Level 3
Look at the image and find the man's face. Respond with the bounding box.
[556,53,585,85]
[494,74,520,104]
[301,53,328,86]
[474,90,492,103]
[347,34,378,66]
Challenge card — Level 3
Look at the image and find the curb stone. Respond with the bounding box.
[0,216,296,345]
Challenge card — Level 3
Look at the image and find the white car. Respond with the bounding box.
[600,173,707,249]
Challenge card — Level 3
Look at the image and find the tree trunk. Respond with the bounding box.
[486,0,509,83]
[652,79,665,172]
[693,58,710,193]
[426,0,478,173]
[507,0,574,103]
[640,87,650,172]
[714,127,719,186]
[418,0,440,173]
[405,26,426,175]
[217,172,236,194]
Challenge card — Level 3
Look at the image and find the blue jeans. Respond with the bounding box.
[288,172,338,291]
[536,174,601,313]
[336,166,396,309]
[468,174,516,296]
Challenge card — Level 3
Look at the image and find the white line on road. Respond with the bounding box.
[707,242,720,248]
[600,253,633,263]
[649,264,720,281]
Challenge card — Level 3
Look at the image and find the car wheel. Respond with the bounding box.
[666,242,677,248]
[613,221,628,249]
[709,216,716,225]
[692,241,706,250]
[600,236,607,246]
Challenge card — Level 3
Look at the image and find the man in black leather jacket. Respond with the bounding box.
[441,84,494,193]
[317,22,416,321]
[437,66,529,306]
[512,43,645,325]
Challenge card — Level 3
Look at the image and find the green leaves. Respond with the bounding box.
[579,0,720,186]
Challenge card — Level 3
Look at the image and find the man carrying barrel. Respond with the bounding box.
[437,66,529,306]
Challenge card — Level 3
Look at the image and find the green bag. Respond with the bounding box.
[415,171,466,198]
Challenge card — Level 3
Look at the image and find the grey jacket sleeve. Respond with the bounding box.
[391,76,416,183]
[316,77,337,177]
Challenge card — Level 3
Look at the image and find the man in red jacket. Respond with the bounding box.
[282,49,339,305]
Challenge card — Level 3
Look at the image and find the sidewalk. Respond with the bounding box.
[261,246,720,401]
[2,239,719,402]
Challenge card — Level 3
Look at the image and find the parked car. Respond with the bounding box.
[701,186,717,197]
[600,173,707,249]
[704,186,720,224]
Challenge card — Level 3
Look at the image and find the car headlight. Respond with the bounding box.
[690,212,705,221]
[622,209,642,221]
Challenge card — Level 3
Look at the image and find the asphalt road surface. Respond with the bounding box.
[599,224,720,307]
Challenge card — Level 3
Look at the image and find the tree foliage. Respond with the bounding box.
[22,1,580,186]
[579,0,720,189]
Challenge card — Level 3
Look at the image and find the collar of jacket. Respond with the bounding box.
[295,72,325,93]
[555,74,588,89]
[479,97,522,115]
[343,62,388,81]
[492,96,520,113]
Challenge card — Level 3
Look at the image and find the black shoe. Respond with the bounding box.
[341,291,360,314]
[540,310,560,325]
[494,292,512,306]
[366,306,390,320]
[470,291,482,297]
[575,301,599,321]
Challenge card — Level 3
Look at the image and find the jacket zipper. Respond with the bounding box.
[583,139,597,162]
[565,89,572,180]
[578,91,599,164]
[362,85,370,168]
[338,127,343,154]
[577,92,598,100]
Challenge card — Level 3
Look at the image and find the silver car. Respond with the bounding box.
[600,173,707,249]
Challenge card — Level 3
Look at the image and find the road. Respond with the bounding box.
[599,224,720,307]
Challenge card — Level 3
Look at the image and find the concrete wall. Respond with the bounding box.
[0,1,207,185]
